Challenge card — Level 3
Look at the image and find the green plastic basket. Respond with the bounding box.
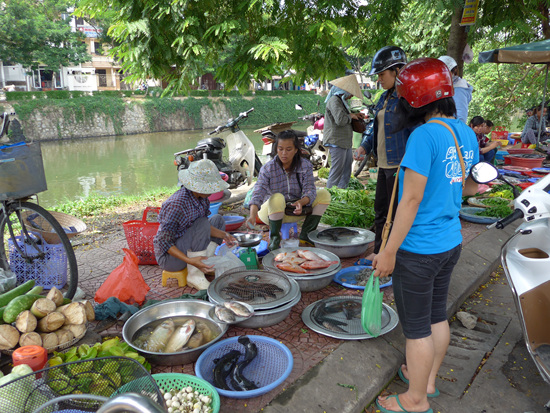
[152,373,221,413]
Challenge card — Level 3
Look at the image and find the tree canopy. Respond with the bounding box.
[0,0,89,71]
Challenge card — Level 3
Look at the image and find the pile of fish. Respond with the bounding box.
[213,335,259,391]
[313,299,362,333]
[275,249,338,274]
[133,317,217,353]
[220,280,284,301]
[317,227,359,241]
[214,301,253,323]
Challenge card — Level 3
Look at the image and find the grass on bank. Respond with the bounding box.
[50,186,179,218]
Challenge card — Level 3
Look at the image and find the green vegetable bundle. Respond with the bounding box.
[476,205,513,218]
[321,187,375,228]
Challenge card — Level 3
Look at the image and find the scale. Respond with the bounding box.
[232,233,263,269]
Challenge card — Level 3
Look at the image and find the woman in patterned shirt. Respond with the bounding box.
[246,130,331,250]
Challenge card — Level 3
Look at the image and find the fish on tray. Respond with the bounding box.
[164,319,196,353]
[297,249,324,261]
[317,227,359,241]
[274,251,300,261]
[276,261,309,274]
[300,259,339,270]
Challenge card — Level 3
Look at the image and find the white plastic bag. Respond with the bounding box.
[204,251,245,278]
[0,268,16,294]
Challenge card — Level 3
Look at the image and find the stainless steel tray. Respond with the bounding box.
[308,227,375,247]
[301,295,399,340]
[262,247,341,276]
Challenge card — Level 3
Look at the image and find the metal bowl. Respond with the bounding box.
[308,227,375,258]
[289,265,341,292]
[122,299,228,366]
[231,232,263,247]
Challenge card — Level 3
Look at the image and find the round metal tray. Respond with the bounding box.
[301,295,398,340]
[308,227,375,247]
[459,207,500,224]
[262,247,341,276]
[207,267,300,311]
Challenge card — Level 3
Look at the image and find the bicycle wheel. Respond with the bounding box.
[353,156,369,177]
[0,201,78,299]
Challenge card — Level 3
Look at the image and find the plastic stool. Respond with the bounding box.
[162,268,188,287]
[270,222,298,240]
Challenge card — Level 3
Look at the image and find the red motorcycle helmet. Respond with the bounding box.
[395,58,454,108]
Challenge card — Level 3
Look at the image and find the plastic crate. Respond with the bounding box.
[0,142,47,201]
[8,233,68,289]
[491,126,508,140]
[122,207,160,265]
[152,373,220,413]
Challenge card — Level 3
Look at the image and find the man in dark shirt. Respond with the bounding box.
[154,159,236,290]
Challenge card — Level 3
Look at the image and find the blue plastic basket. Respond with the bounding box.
[195,335,293,399]
[208,202,222,218]
[333,266,392,290]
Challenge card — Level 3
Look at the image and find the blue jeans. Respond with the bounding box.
[480,149,496,163]
[392,244,461,339]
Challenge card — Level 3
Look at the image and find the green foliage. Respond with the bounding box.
[0,0,89,70]
[5,92,37,101]
[45,90,71,100]
[321,187,376,228]
[141,97,212,130]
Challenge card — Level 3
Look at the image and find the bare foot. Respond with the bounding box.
[377,393,430,413]
[400,364,438,396]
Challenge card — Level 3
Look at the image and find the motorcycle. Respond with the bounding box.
[470,162,550,406]
[256,104,329,170]
[352,93,377,177]
[173,108,262,189]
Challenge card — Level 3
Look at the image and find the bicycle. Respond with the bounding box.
[0,112,78,299]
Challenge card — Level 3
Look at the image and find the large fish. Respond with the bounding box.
[274,251,300,262]
[213,350,242,390]
[276,261,308,274]
[145,319,176,352]
[300,260,338,270]
[164,319,196,353]
[230,336,259,391]
[224,301,253,318]
[317,227,359,241]
[297,249,324,261]
[215,305,236,323]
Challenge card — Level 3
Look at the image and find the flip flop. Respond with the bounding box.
[398,366,440,398]
[376,394,433,413]
[353,258,372,266]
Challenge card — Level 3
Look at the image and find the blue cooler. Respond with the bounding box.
[496,150,507,161]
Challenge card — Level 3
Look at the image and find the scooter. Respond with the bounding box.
[174,108,262,189]
[257,104,329,169]
[471,162,550,406]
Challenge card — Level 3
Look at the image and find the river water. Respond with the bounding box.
[38,124,307,207]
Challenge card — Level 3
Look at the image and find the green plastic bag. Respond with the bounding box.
[361,273,383,337]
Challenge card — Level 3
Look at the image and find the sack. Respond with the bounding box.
[94,248,151,305]
[361,273,383,337]
[351,118,367,133]
[285,202,313,216]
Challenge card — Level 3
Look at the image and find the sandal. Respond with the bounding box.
[376,394,433,413]
[398,366,440,398]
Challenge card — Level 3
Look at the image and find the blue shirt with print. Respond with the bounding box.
[398,118,479,254]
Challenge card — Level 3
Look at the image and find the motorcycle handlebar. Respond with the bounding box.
[495,208,524,229]
[208,108,254,135]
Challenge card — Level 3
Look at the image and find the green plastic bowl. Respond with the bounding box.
[152,373,221,413]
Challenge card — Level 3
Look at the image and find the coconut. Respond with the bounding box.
[60,302,87,325]
[46,287,64,307]
[31,298,57,319]
[0,325,20,350]
[37,312,66,333]
[15,310,38,333]
[19,332,42,347]
[40,332,59,350]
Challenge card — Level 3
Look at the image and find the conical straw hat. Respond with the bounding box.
[329,74,363,100]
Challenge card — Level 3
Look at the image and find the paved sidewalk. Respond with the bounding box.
[75,195,516,412]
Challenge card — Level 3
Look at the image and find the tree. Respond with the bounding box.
[0,0,89,71]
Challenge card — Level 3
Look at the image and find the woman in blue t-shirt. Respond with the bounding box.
[374,58,480,413]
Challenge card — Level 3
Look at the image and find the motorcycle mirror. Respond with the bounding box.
[470,162,499,184]
[363,90,372,100]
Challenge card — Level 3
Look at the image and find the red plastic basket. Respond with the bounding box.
[122,207,160,265]
[491,126,508,140]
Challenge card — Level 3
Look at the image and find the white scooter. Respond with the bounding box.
[174,108,262,189]
[471,162,550,406]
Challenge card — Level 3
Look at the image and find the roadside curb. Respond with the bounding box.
[261,223,518,413]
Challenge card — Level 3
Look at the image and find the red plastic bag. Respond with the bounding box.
[94,248,151,305]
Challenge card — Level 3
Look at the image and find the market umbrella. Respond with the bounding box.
[479,39,550,146]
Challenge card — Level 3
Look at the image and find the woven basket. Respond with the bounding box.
[21,210,86,244]
[152,373,220,413]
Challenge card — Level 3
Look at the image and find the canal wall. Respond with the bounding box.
[1,94,325,141]
[3,99,233,141]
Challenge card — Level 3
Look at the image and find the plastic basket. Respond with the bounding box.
[21,210,87,244]
[195,335,294,399]
[0,142,47,201]
[151,373,221,413]
[7,232,68,289]
[122,207,160,265]
[491,126,508,140]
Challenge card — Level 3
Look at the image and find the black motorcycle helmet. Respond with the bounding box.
[368,46,407,76]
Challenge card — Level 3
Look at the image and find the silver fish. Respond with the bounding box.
[146,318,175,352]
[224,301,253,318]
[164,319,196,353]
[215,305,236,323]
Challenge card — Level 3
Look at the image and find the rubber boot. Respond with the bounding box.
[186,249,210,291]
[299,215,322,245]
[268,219,283,251]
